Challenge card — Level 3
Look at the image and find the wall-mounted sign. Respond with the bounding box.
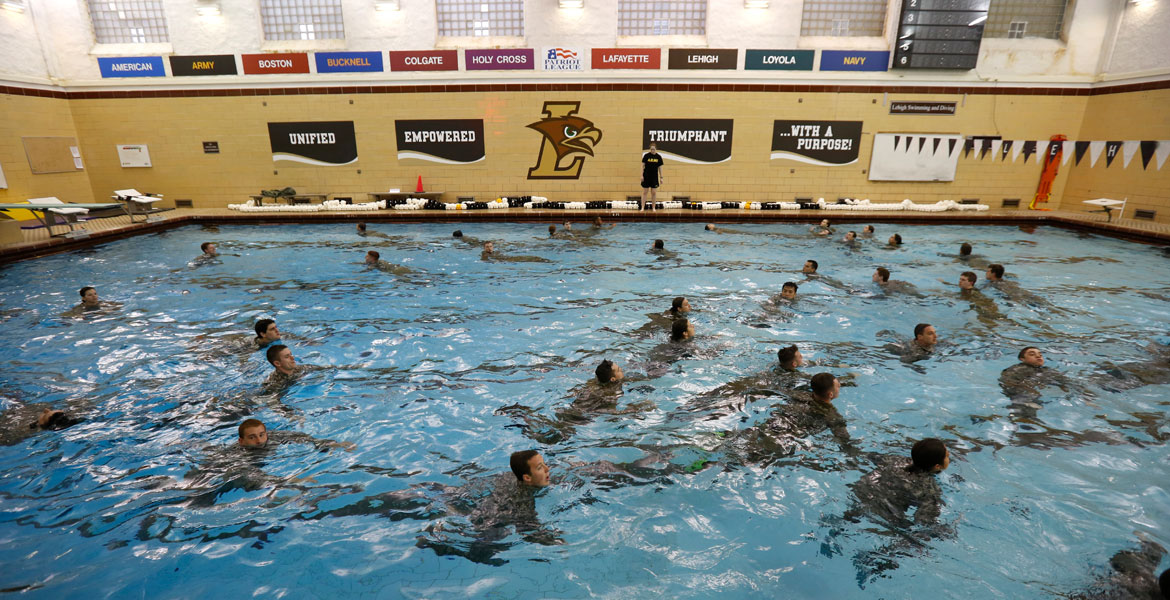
[893,0,988,70]
[890,101,957,115]
[667,49,737,70]
[203,141,220,154]
[117,144,152,168]
[268,121,357,166]
[542,47,584,71]
[820,50,890,72]
[591,48,660,69]
[97,56,165,78]
[526,101,603,180]
[744,49,814,71]
[465,49,535,71]
[389,50,458,72]
[314,51,383,73]
[169,54,237,76]
[643,119,734,164]
[395,120,485,164]
[242,53,310,75]
[771,121,863,166]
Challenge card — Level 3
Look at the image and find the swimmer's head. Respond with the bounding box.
[562,221,571,229]
[266,344,296,374]
[671,297,691,315]
[79,286,99,305]
[780,282,798,300]
[864,225,875,234]
[908,438,949,474]
[510,449,550,487]
[959,271,977,290]
[777,345,803,370]
[844,231,856,242]
[238,418,268,447]
[705,224,716,231]
[255,319,278,342]
[593,217,603,227]
[810,372,839,403]
[30,408,80,431]
[820,219,830,228]
[452,230,463,238]
[595,359,623,384]
[987,263,1005,280]
[356,223,366,232]
[548,224,556,236]
[671,318,694,342]
[914,323,937,348]
[802,260,818,274]
[873,267,890,283]
[960,242,972,256]
[1019,346,1044,367]
[483,241,494,254]
[653,239,665,250]
[365,250,380,265]
[889,233,903,246]
[200,242,217,255]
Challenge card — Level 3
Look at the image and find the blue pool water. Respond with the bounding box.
[1,222,1168,599]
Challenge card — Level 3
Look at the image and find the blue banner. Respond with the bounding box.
[315,51,383,73]
[819,50,889,72]
[98,56,165,78]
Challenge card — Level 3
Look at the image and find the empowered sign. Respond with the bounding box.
[770,120,863,166]
[395,120,485,164]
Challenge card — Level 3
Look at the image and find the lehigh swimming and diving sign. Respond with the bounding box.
[642,119,734,164]
[395,120,485,164]
[268,121,358,166]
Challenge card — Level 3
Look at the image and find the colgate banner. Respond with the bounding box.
[242,53,310,75]
[591,48,661,70]
[389,50,458,72]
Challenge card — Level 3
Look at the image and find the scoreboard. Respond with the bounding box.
[892,0,990,70]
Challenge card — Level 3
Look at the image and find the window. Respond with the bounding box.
[87,0,169,44]
[985,0,1067,39]
[801,0,887,37]
[618,0,707,36]
[260,0,345,41]
[436,0,525,37]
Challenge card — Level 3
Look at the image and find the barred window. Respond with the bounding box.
[800,0,888,37]
[985,0,1067,39]
[436,0,525,37]
[618,0,707,36]
[260,0,345,41]
[87,0,169,44]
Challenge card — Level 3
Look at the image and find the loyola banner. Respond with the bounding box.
[770,121,863,166]
[268,121,358,166]
[643,119,734,164]
[395,120,485,164]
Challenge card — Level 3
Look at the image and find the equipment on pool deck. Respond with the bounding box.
[416,175,425,193]
[1082,198,1127,222]
[0,198,126,238]
[112,189,167,223]
[1031,134,1066,210]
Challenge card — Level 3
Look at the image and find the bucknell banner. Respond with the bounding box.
[268,121,357,166]
[395,120,485,164]
[771,121,863,166]
[642,119,734,164]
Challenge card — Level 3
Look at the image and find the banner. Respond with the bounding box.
[242,53,310,75]
[643,119,734,164]
[744,49,814,71]
[1105,141,1121,167]
[820,50,889,72]
[542,47,584,71]
[591,48,660,69]
[869,133,963,182]
[389,50,457,72]
[315,52,383,73]
[169,54,237,76]
[395,120,485,164]
[465,49,534,71]
[97,56,165,78]
[770,120,862,166]
[889,101,956,115]
[268,121,357,166]
[667,49,737,70]
[1122,141,1139,168]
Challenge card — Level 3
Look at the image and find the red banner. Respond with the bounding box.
[390,50,458,72]
[591,48,660,70]
[241,53,310,75]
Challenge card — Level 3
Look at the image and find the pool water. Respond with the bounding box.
[1,222,1167,599]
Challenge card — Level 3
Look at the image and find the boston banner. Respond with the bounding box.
[643,119,734,164]
[268,121,358,166]
[395,119,485,164]
[770,121,863,166]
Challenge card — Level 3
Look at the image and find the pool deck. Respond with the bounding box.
[2,206,1168,263]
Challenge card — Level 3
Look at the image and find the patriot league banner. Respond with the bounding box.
[643,119,734,164]
[268,121,358,166]
[770,121,863,166]
[395,120,486,164]
[542,47,584,71]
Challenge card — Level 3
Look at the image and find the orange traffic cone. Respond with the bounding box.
[416,175,425,193]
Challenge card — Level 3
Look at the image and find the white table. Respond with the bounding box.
[1082,198,1126,222]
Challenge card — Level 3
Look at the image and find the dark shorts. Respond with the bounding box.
[641,177,659,189]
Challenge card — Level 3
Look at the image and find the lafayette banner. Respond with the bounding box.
[770,120,863,166]
[395,119,485,164]
[642,119,734,164]
[268,121,358,166]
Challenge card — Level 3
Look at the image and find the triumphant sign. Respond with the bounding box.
[642,119,734,164]
[526,102,603,180]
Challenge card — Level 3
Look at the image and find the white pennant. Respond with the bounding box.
[1011,141,1024,163]
[1088,141,1106,167]
[1061,141,1073,166]
[1121,141,1139,168]
[989,139,1002,160]
[1039,141,1051,161]
[1156,141,1170,170]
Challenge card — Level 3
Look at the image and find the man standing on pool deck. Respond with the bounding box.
[640,142,664,211]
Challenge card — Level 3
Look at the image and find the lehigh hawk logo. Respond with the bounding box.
[526,101,602,179]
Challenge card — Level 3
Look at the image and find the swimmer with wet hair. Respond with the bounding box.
[873,267,891,284]
[777,345,804,371]
[237,418,355,452]
[200,242,217,256]
[254,319,282,349]
[238,418,268,447]
[802,260,818,274]
[452,230,463,238]
[1019,346,1043,366]
[960,242,972,256]
[844,231,857,243]
[906,438,949,474]
[810,372,840,403]
[671,318,694,342]
[652,239,665,250]
[29,408,81,432]
[913,323,938,350]
[670,296,691,317]
[548,224,557,237]
[939,271,978,290]
[595,359,624,384]
[79,286,100,307]
[986,263,1005,281]
[705,223,716,231]
[365,250,380,264]
[356,223,367,234]
[510,450,551,487]
[481,241,494,256]
[780,282,798,300]
[812,219,833,236]
[888,233,903,246]
[266,344,297,375]
[862,225,875,236]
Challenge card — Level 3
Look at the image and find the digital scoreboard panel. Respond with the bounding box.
[892,0,990,70]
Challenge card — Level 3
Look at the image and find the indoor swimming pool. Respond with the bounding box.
[1,221,1167,599]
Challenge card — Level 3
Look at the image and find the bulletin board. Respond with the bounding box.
[22,136,83,174]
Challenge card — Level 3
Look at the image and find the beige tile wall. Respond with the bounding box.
[0,94,95,209]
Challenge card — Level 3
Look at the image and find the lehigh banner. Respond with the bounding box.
[526,102,603,179]
[642,119,734,164]
[268,121,358,166]
[770,120,863,166]
[395,120,485,164]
